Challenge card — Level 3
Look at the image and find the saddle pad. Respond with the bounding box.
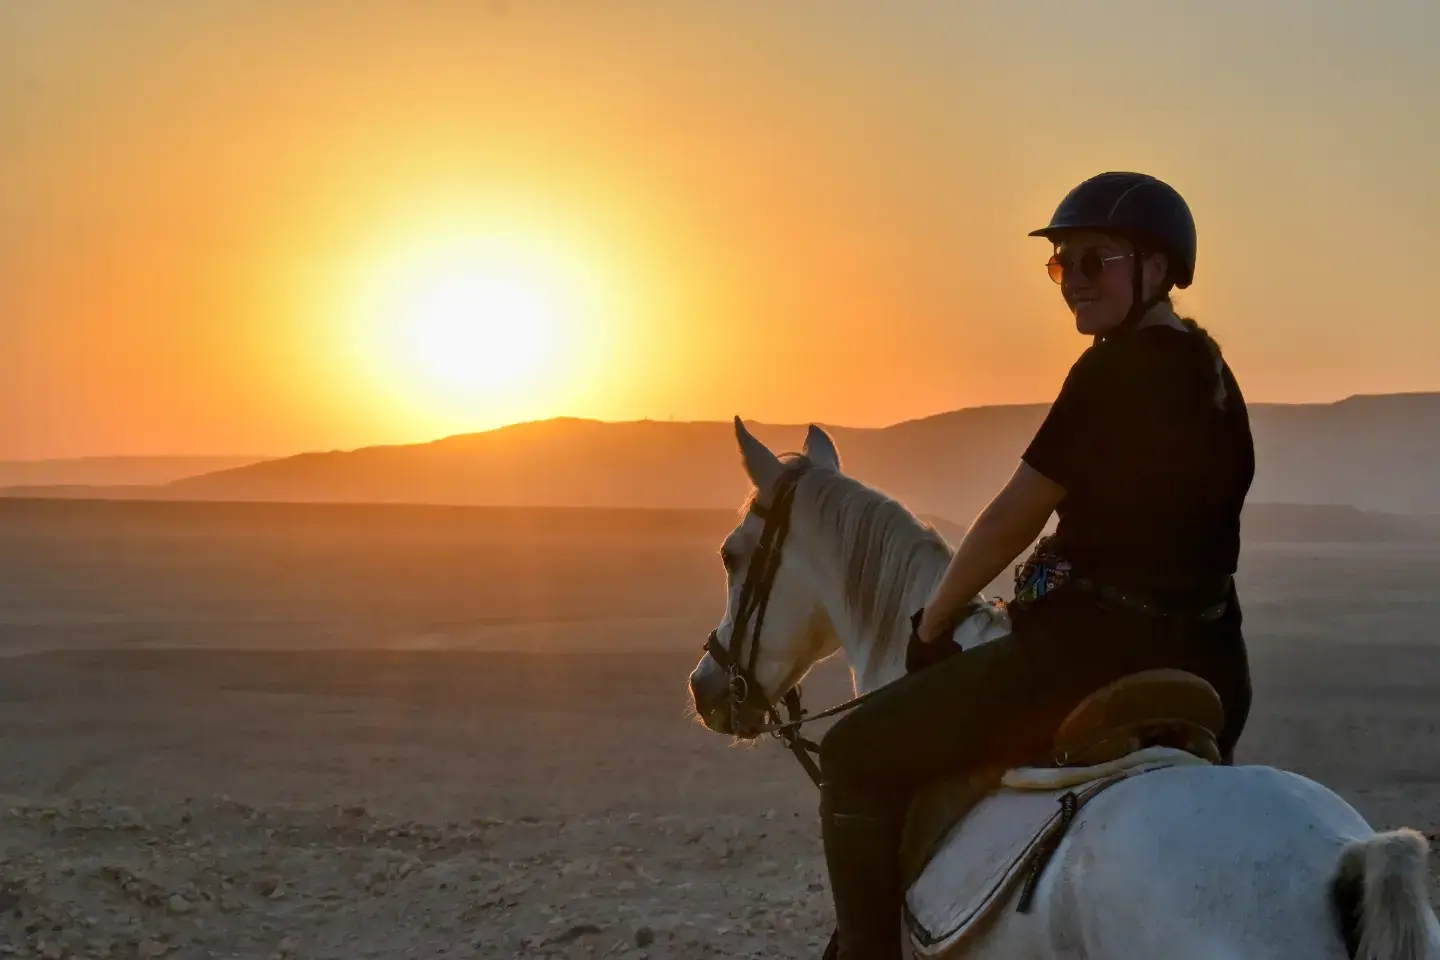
[1002,745,1210,790]
[904,772,1140,956]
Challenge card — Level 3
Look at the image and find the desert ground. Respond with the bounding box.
[1,499,1438,959]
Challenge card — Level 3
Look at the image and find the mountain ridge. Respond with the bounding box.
[4,392,1439,518]
[0,456,268,489]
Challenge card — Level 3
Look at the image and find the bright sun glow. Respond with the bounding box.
[399,258,559,393]
[339,226,617,435]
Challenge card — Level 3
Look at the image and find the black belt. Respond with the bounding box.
[1072,576,1230,623]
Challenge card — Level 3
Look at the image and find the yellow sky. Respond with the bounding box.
[2,1,1437,459]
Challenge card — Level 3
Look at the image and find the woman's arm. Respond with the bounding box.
[917,461,1066,643]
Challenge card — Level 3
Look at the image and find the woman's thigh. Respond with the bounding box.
[819,602,1252,792]
[819,620,1091,793]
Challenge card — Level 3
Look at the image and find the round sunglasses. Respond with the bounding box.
[1046,250,1130,285]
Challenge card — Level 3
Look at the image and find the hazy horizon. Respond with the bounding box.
[5,2,1438,460]
[4,389,1439,465]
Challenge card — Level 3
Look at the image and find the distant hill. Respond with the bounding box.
[1240,503,1440,543]
[0,456,266,489]
[4,393,1439,520]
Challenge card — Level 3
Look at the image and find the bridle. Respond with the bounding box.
[702,462,880,787]
[702,464,826,783]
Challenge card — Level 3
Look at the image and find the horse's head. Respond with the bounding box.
[688,417,843,739]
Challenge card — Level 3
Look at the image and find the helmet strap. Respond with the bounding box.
[1095,246,1167,345]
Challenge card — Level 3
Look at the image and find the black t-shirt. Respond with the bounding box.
[1022,325,1255,592]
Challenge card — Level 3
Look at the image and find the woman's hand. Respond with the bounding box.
[916,461,1065,643]
[915,604,956,645]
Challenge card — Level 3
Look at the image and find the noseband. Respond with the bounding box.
[703,465,824,784]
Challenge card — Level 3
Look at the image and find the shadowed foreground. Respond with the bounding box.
[0,501,1437,958]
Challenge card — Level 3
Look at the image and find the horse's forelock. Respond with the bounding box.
[738,451,811,519]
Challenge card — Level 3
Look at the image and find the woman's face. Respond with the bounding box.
[1050,232,1167,336]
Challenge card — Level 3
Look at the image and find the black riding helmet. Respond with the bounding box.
[1030,171,1197,339]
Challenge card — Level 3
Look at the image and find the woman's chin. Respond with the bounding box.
[1073,307,1119,336]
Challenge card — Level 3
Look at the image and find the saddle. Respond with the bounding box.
[899,668,1225,892]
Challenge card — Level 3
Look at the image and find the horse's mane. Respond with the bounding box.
[789,462,953,664]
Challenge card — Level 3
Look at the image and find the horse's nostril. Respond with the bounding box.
[689,667,733,727]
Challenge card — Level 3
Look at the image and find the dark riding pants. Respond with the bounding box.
[820,586,1251,799]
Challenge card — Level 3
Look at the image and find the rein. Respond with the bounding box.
[702,464,873,787]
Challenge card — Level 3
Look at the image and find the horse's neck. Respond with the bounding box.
[799,521,950,696]
[798,507,1012,697]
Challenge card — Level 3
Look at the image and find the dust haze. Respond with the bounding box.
[1,497,1438,959]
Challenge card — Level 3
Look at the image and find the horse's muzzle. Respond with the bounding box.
[688,659,734,734]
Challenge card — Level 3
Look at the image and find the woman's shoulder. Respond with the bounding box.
[1108,324,1216,377]
[1060,330,1158,387]
[1058,326,1223,411]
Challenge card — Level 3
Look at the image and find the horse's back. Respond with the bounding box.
[920,763,1383,959]
[1049,764,1371,957]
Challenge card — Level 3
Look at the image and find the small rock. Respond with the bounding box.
[635,926,655,948]
[166,895,193,916]
[114,809,145,831]
[554,924,602,943]
[277,937,296,955]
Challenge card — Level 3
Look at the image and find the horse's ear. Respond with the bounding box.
[803,424,840,472]
[734,416,783,495]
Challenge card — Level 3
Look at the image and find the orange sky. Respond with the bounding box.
[3,1,1438,459]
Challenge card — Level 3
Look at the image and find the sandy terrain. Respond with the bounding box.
[1,500,1438,959]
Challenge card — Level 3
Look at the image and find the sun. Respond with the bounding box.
[399,258,559,393]
[329,220,626,438]
[343,230,596,422]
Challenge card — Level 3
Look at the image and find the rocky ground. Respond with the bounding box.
[0,648,850,960]
[0,794,834,959]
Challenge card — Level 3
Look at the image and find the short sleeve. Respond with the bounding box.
[1021,346,1116,493]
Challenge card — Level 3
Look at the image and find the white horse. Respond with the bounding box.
[687,418,1438,960]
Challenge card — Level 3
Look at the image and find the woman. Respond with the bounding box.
[816,172,1255,959]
